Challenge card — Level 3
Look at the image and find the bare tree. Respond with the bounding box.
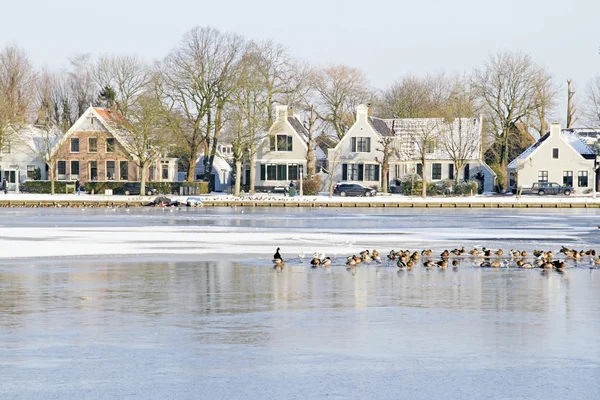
[375,136,398,193]
[0,44,36,154]
[584,75,600,126]
[439,81,481,183]
[310,65,370,139]
[116,90,169,194]
[402,120,440,198]
[94,54,152,118]
[472,51,553,187]
[159,26,245,183]
[67,54,98,118]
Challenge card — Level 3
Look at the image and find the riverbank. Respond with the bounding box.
[2,192,600,208]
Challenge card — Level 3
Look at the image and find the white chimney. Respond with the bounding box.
[550,122,561,136]
[275,105,287,121]
[356,104,369,121]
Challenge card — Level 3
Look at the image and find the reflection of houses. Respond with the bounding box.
[508,123,597,192]
[249,105,308,189]
[327,104,496,192]
[0,125,61,190]
[51,107,178,183]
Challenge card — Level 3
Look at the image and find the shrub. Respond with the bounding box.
[21,180,209,195]
[302,176,321,196]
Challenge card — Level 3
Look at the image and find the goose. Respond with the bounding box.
[273,247,283,262]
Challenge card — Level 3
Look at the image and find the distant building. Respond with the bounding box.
[507,123,596,192]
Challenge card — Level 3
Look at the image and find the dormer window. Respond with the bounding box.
[269,134,292,151]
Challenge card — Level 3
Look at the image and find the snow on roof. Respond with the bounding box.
[508,129,596,169]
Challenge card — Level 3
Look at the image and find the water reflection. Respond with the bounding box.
[1,260,599,399]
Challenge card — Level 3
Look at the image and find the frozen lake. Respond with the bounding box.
[1,208,599,399]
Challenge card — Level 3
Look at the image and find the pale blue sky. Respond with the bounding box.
[2,0,599,123]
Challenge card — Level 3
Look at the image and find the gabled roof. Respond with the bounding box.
[51,106,134,158]
[287,116,308,139]
[507,129,596,169]
[368,117,392,137]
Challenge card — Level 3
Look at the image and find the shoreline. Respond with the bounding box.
[2,192,600,208]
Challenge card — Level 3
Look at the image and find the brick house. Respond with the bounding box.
[51,106,177,184]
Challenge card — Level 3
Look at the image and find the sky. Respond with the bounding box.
[1,0,599,125]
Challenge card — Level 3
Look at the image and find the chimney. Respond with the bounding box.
[367,103,373,117]
[287,105,294,117]
[275,105,287,121]
[549,122,561,137]
[356,104,369,121]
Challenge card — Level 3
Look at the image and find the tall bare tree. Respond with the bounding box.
[159,26,245,183]
[584,75,600,126]
[67,54,98,118]
[0,44,36,154]
[566,79,578,129]
[472,51,553,187]
[94,54,152,118]
[375,136,398,193]
[310,65,370,139]
[402,120,440,198]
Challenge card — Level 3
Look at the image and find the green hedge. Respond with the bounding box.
[396,178,479,196]
[22,180,209,195]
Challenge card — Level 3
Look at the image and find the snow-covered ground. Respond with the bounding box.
[1,207,599,262]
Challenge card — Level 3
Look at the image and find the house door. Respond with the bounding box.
[4,170,16,190]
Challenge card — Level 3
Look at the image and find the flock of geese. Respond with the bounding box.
[271,246,600,271]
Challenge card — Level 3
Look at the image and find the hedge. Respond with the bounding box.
[21,180,209,195]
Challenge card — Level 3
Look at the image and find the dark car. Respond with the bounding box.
[115,182,158,196]
[333,182,377,197]
[531,182,573,196]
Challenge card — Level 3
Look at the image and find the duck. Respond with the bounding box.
[440,250,450,259]
[421,249,432,257]
[310,255,320,267]
[320,257,332,267]
[436,260,448,269]
[553,260,565,269]
[397,260,408,269]
[359,250,370,257]
[423,260,436,268]
[452,259,459,267]
[410,251,420,261]
[387,250,397,260]
[273,258,285,268]
[494,249,504,256]
[451,247,465,256]
[516,260,533,269]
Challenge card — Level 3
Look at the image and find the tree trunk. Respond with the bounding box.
[187,155,198,183]
[421,156,427,199]
[140,160,147,196]
[382,164,389,193]
[49,160,55,195]
[249,144,256,194]
[235,159,242,197]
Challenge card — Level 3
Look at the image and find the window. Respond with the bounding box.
[120,161,128,181]
[106,138,115,153]
[106,161,116,180]
[416,163,423,178]
[162,162,169,180]
[266,164,277,180]
[57,161,67,180]
[552,148,559,159]
[4,170,15,183]
[89,161,97,180]
[432,163,442,180]
[89,138,98,153]
[351,137,371,152]
[70,138,79,153]
[425,140,436,154]
[269,136,276,151]
[288,164,299,181]
[563,171,573,187]
[276,164,287,181]
[578,171,588,187]
[348,164,361,181]
[70,161,79,180]
[148,166,155,181]
[538,170,548,183]
[2,141,10,154]
[448,163,454,180]
[27,165,38,180]
[364,164,379,181]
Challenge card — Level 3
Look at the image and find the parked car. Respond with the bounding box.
[333,182,378,197]
[115,182,158,196]
[514,182,573,196]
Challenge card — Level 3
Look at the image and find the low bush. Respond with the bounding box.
[302,176,321,196]
[21,180,209,195]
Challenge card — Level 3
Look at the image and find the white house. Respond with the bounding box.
[250,105,308,189]
[508,123,597,192]
[327,104,496,192]
[0,125,62,191]
[190,152,232,192]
